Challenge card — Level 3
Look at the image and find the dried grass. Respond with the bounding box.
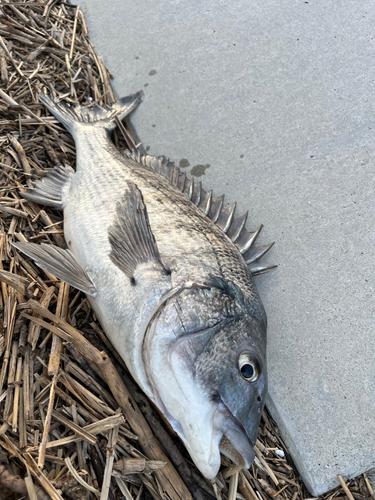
[0,2,372,500]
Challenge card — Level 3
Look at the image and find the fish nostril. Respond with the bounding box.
[257,396,261,402]
[211,391,221,403]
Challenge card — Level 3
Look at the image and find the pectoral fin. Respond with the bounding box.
[12,242,97,296]
[21,164,74,209]
[108,181,168,282]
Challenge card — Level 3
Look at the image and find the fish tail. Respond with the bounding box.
[39,92,142,137]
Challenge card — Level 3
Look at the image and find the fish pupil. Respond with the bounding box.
[241,363,254,379]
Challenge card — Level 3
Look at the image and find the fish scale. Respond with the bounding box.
[15,92,272,480]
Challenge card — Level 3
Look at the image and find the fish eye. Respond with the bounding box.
[238,353,259,382]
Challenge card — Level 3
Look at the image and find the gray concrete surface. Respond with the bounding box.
[79,0,375,495]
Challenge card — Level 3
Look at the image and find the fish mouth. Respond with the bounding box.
[153,397,255,479]
[143,356,256,478]
[220,435,254,467]
[214,399,255,471]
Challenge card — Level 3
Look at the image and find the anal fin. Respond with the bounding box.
[21,164,74,209]
[108,181,168,282]
[12,242,97,296]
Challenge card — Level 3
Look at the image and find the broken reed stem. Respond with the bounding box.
[0,35,24,77]
[100,414,120,500]
[26,413,125,452]
[70,6,80,60]
[37,375,56,468]
[254,446,279,486]
[364,474,375,499]
[0,87,19,107]
[28,286,55,350]
[3,340,17,421]
[228,472,239,500]
[115,115,136,149]
[7,134,32,174]
[238,471,257,500]
[24,467,40,500]
[65,456,100,495]
[337,475,356,500]
[48,282,69,376]
[0,294,17,395]
[0,234,9,304]
[11,356,22,432]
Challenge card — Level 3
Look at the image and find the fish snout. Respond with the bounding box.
[237,392,265,446]
[214,402,257,469]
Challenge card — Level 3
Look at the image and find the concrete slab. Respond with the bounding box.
[79,0,375,494]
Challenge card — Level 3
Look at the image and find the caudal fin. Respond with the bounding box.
[39,92,142,138]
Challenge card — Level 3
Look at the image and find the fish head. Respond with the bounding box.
[143,285,267,478]
[195,313,267,467]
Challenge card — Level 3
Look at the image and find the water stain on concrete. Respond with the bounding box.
[179,158,190,168]
[190,164,211,176]
[149,69,157,76]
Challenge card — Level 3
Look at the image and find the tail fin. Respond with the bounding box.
[39,92,142,137]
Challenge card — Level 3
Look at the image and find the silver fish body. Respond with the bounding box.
[16,93,273,478]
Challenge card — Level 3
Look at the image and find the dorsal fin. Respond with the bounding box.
[123,150,275,274]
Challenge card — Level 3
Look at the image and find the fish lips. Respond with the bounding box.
[214,400,256,470]
[215,363,267,464]
[172,398,256,480]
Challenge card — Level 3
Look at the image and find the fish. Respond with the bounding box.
[13,92,275,479]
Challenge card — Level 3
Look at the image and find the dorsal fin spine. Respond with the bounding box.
[172,166,179,186]
[245,242,274,264]
[194,182,202,206]
[179,172,186,192]
[210,195,224,223]
[167,162,174,181]
[204,190,213,215]
[188,180,194,200]
[222,203,236,233]
[249,264,277,276]
[238,224,263,255]
[231,211,249,243]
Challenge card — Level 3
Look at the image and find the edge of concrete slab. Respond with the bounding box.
[266,394,375,496]
[266,395,320,495]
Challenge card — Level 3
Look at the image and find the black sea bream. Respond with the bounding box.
[14,93,274,478]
